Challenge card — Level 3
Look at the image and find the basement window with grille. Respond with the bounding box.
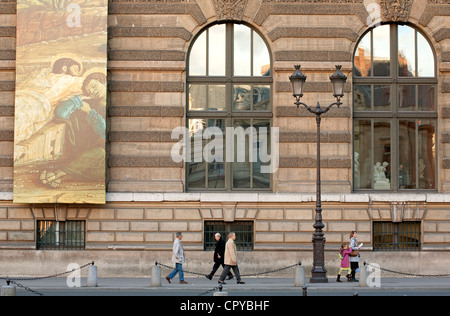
[36,220,85,250]
[373,221,421,251]
[204,221,253,251]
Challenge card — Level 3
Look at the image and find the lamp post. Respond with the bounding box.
[289,65,347,283]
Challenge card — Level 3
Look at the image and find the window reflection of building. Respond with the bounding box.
[353,24,436,191]
[187,23,272,190]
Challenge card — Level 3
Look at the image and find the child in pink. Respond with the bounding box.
[337,242,352,282]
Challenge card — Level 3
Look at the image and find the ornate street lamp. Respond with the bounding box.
[289,65,347,283]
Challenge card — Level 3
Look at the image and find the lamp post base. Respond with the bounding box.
[310,268,328,283]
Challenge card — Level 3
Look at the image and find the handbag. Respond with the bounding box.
[349,249,359,257]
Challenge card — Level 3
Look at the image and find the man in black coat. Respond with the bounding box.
[205,233,234,280]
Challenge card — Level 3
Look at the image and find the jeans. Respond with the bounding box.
[168,263,184,281]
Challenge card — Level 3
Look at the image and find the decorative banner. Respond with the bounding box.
[13,1,108,204]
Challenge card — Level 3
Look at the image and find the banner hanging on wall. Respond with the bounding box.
[13,0,108,204]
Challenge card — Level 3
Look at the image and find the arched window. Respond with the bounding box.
[353,24,437,191]
[187,23,272,191]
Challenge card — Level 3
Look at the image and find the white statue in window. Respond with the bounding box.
[374,161,390,189]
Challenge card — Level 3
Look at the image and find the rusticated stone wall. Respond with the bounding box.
[0,0,450,276]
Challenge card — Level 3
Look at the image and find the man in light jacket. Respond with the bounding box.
[166,232,188,284]
[218,232,245,284]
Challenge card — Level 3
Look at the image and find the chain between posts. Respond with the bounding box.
[364,261,450,278]
[155,261,302,278]
[0,261,94,296]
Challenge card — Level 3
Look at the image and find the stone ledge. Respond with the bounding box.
[2,191,449,203]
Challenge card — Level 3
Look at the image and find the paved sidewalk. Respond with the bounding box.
[4,275,450,293]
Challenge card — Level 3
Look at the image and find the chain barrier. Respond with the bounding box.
[155,261,301,278]
[0,261,94,296]
[156,261,301,295]
[198,285,221,296]
[364,261,450,278]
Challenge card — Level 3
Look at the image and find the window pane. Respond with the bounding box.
[188,119,226,189]
[253,85,271,111]
[189,31,206,76]
[398,25,416,77]
[354,32,371,77]
[253,31,270,76]
[418,120,436,189]
[399,120,416,189]
[209,25,226,76]
[188,119,206,188]
[374,85,391,111]
[418,85,435,111]
[253,120,271,189]
[207,119,226,189]
[233,85,251,110]
[417,31,435,77]
[233,119,251,188]
[234,24,251,76]
[233,85,271,111]
[208,85,226,111]
[189,85,207,110]
[399,85,415,111]
[354,120,371,189]
[373,120,391,189]
[354,85,371,111]
[373,25,390,76]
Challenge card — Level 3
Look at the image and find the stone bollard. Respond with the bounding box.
[359,264,367,287]
[294,263,305,287]
[151,263,162,287]
[87,264,98,287]
[1,281,16,296]
[213,285,228,296]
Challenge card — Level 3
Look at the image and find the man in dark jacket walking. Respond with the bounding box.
[205,233,234,280]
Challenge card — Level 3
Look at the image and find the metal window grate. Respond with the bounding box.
[204,221,253,251]
[373,221,421,251]
[37,220,85,250]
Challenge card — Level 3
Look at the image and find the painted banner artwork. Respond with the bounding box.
[13,1,108,204]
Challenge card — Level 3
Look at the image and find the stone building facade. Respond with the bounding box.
[1,0,450,277]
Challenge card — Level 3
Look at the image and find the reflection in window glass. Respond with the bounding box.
[418,32,435,77]
[418,120,436,189]
[353,119,391,190]
[373,25,390,76]
[399,120,416,188]
[353,24,436,191]
[354,34,371,77]
[233,119,251,188]
[233,85,271,111]
[373,120,391,190]
[234,24,251,76]
[253,120,271,189]
[188,119,226,189]
[189,84,207,110]
[374,85,391,111]
[232,119,271,189]
[354,120,371,189]
[209,24,226,76]
[253,85,271,110]
[253,33,271,76]
[208,85,226,111]
[189,31,206,76]
[418,85,435,111]
[233,85,251,110]
[354,85,371,111]
[399,85,416,111]
[187,23,272,191]
[398,25,416,77]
